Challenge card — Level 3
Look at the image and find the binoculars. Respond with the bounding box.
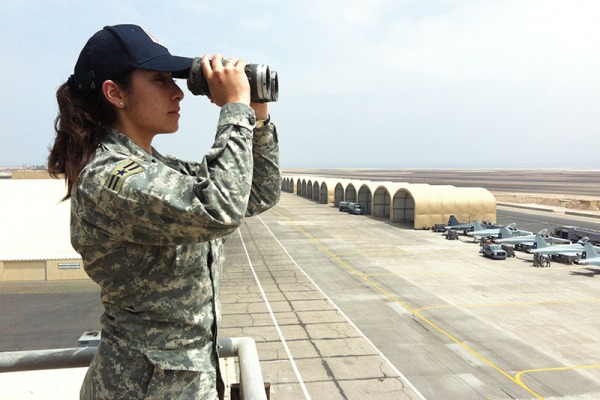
[187,57,279,103]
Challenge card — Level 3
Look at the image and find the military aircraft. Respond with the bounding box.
[496,227,570,249]
[575,242,600,267]
[530,234,589,266]
[444,215,476,233]
[445,215,499,234]
[531,234,589,255]
[467,221,531,241]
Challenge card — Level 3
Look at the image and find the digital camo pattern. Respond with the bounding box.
[80,337,219,399]
[72,102,281,399]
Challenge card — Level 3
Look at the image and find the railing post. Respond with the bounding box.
[219,337,268,400]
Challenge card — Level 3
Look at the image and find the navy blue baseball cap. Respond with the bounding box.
[68,24,194,93]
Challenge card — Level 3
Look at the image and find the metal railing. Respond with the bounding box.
[0,337,267,400]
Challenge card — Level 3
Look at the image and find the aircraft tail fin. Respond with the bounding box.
[471,221,483,232]
[448,215,460,226]
[533,234,549,250]
[498,226,512,240]
[581,242,599,260]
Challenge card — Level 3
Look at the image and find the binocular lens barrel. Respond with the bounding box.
[187,57,278,103]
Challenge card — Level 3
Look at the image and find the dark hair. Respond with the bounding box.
[48,72,133,199]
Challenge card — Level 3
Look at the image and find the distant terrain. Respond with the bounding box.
[0,166,46,179]
[283,168,600,211]
[4,167,599,211]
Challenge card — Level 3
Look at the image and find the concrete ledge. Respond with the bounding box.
[498,202,600,219]
[496,202,555,212]
[565,210,600,219]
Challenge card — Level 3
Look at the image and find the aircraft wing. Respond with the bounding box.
[496,236,535,245]
[546,237,572,245]
[444,223,474,231]
[499,236,569,245]
[469,229,500,238]
[531,246,583,256]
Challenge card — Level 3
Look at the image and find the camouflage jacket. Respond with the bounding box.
[71,102,280,373]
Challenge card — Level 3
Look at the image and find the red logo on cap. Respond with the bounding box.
[141,26,167,50]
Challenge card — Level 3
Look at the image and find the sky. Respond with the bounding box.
[1,0,600,169]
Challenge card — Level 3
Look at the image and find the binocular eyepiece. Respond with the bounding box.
[187,57,279,103]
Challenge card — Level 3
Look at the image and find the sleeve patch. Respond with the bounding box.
[104,159,145,193]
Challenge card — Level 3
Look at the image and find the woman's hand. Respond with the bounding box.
[201,54,251,107]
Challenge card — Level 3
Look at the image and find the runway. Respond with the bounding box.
[497,207,600,233]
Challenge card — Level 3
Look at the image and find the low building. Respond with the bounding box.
[0,178,87,281]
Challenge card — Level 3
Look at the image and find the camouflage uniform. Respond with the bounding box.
[74,103,281,399]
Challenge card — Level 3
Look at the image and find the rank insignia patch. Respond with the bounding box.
[104,159,145,193]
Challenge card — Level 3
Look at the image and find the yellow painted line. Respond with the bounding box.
[413,299,600,399]
[417,298,600,312]
[271,209,600,399]
[516,365,600,387]
[276,213,546,398]
[410,307,537,396]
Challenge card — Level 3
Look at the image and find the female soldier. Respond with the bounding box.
[48,24,281,399]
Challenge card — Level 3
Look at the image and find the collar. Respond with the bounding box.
[101,129,156,161]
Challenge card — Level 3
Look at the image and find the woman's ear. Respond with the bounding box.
[102,80,126,109]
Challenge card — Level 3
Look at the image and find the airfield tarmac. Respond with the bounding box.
[218,193,600,399]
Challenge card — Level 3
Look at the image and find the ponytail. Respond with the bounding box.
[48,73,132,199]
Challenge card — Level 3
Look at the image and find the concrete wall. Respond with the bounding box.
[1,259,88,282]
[10,170,55,179]
[1,260,46,281]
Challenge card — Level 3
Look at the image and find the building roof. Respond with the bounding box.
[0,179,80,261]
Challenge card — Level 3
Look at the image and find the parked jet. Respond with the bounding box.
[468,222,531,240]
[445,215,499,234]
[529,234,588,267]
[575,242,600,267]
[496,227,570,249]
[531,234,589,255]
[530,235,590,266]
[445,215,475,232]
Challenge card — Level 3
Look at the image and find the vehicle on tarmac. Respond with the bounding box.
[338,201,350,212]
[432,223,446,232]
[553,226,600,244]
[348,202,363,215]
[480,243,507,260]
[445,230,459,240]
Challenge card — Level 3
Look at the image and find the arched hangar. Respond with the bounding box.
[283,175,496,229]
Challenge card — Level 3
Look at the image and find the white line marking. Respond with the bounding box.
[237,229,312,400]
[257,216,428,400]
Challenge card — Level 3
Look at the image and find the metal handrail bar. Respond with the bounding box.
[0,346,97,372]
[218,337,268,400]
[0,337,267,400]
